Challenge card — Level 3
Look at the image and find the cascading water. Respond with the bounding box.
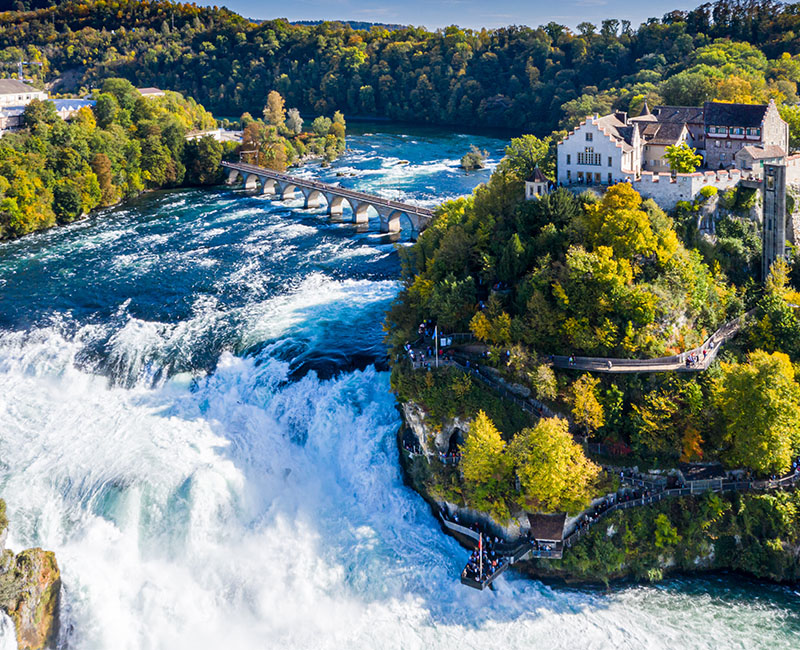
[0,127,798,649]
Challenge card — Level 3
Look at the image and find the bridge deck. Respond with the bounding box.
[222,161,435,217]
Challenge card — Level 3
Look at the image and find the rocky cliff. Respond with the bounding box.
[0,501,61,650]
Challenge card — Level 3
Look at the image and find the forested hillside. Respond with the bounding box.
[5,0,800,132]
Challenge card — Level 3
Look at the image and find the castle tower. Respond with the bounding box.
[762,163,788,280]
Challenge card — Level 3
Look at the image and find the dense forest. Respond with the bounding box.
[5,0,800,133]
[0,77,219,239]
[388,134,800,519]
[0,80,346,240]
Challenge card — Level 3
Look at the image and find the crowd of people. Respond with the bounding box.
[461,538,507,583]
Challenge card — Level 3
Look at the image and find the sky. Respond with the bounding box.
[214,0,705,31]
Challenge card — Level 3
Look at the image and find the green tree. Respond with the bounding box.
[665,142,703,173]
[460,145,486,171]
[779,104,800,152]
[184,135,223,185]
[460,411,512,519]
[52,181,82,223]
[714,350,800,475]
[509,417,600,513]
[311,116,332,136]
[22,99,57,130]
[504,134,553,180]
[93,93,119,129]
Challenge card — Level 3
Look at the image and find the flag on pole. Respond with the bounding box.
[478,532,483,579]
[435,325,439,368]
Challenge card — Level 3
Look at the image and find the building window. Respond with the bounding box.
[577,171,584,183]
[566,170,571,181]
[715,140,720,148]
[726,140,731,148]
[585,132,593,142]
[720,153,726,160]
[594,173,601,183]
[608,156,612,167]
[607,172,613,184]
[577,150,602,165]
[566,154,571,165]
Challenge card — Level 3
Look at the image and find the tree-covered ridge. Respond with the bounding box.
[388,137,800,482]
[387,160,733,360]
[6,0,800,132]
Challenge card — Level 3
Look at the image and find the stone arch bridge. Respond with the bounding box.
[222,161,435,237]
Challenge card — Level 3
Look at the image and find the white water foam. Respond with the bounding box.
[0,332,798,650]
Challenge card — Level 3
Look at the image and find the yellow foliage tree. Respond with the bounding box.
[509,417,601,513]
[571,374,605,433]
[583,183,658,262]
[714,350,800,475]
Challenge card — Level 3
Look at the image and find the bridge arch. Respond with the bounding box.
[258,177,277,195]
[351,201,371,224]
[302,188,325,209]
[226,168,242,186]
[326,194,346,217]
[276,181,297,200]
[380,210,422,238]
[242,173,259,190]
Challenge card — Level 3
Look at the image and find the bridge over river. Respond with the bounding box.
[222,161,435,237]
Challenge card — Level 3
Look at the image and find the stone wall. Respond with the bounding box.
[619,169,743,209]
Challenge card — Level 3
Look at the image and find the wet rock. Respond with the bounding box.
[0,500,60,650]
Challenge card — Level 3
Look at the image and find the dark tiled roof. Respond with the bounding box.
[525,167,548,183]
[642,122,687,145]
[737,144,786,160]
[595,114,635,152]
[527,512,566,541]
[653,105,705,124]
[704,101,768,128]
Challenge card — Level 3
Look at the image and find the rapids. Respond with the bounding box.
[0,126,798,649]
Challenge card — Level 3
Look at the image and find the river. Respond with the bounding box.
[0,126,798,649]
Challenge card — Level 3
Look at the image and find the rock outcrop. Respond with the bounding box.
[0,500,60,650]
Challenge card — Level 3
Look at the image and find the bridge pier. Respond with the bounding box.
[353,203,370,224]
[226,168,240,185]
[304,189,324,209]
[327,195,345,217]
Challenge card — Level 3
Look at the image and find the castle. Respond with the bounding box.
[550,99,793,208]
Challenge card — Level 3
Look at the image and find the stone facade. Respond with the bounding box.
[558,100,789,187]
[703,100,788,169]
[620,169,743,209]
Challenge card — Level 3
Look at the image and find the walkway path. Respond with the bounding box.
[445,469,800,590]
